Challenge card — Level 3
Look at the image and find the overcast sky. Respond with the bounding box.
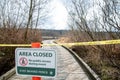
[41,0,104,30]
[42,0,69,30]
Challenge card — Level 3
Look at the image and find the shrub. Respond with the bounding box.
[0,28,42,76]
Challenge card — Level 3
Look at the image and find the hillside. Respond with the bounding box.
[41,29,69,36]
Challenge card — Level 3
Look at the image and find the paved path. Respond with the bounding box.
[8,40,90,80]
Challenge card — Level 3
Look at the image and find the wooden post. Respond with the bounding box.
[32,42,42,80]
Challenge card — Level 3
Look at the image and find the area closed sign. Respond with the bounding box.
[15,48,57,77]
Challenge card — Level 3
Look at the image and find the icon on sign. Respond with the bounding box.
[19,57,28,66]
[50,71,53,75]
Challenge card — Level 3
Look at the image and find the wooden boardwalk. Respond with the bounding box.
[7,40,90,80]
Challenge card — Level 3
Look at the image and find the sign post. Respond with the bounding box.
[15,42,57,80]
[32,43,41,80]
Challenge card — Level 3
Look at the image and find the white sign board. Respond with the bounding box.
[15,48,57,77]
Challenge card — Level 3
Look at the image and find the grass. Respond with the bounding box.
[0,28,42,76]
[71,45,120,80]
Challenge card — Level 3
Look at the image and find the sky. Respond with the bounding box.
[42,0,69,30]
[42,0,101,30]
[41,0,104,30]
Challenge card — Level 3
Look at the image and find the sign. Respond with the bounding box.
[15,48,57,77]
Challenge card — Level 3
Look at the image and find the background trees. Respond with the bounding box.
[68,0,120,41]
[0,0,50,43]
[66,0,120,79]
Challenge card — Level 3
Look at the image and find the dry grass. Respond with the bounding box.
[71,45,120,80]
[0,28,42,76]
[58,36,120,80]
[56,37,72,43]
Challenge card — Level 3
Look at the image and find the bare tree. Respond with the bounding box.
[0,0,50,43]
[68,0,96,41]
[67,0,120,79]
[24,0,50,40]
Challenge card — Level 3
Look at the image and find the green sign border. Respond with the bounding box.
[17,66,55,77]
